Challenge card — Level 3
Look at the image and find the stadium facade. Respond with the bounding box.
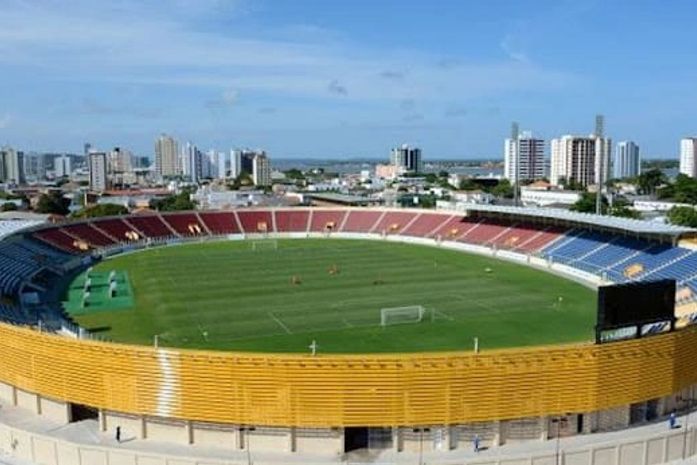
[1,207,697,463]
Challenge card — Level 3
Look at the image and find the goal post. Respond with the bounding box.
[380,305,426,327]
[251,239,278,251]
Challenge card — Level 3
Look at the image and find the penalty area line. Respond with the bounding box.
[269,312,293,334]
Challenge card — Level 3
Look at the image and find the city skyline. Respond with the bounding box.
[1,0,696,158]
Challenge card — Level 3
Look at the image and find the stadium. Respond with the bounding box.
[1,206,697,464]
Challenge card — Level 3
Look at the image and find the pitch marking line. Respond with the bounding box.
[268,311,293,334]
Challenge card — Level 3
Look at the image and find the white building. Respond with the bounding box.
[154,134,180,178]
[55,155,72,178]
[88,152,109,192]
[613,141,640,179]
[390,144,422,174]
[108,147,133,174]
[0,147,25,185]
[252,152,271,187]
[520,186,581,207]
[504,131,545,182]
[230,150,241,178]
[550,135,611,187]
[679,138,697,178]
[182,143,204,183]
[216,152,227,179]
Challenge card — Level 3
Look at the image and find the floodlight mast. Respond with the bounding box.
[511,122,520,207]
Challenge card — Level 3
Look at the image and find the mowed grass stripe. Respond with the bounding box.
[68,239,596,353]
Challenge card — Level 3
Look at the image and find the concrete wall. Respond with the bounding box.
[0,417,696,465]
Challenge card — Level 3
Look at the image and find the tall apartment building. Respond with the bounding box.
[613,141,640,179]
[550,135,611,187]
[154,134,180,178]
[680,138,697,178]
[182,143,204,183]
[55,154,72,178]
[230,150,241,178]
[390,144,422,174]
[108,147,133,174]
[0,146,25,185]
[504,131,546,182]
[252,152,271,187]
[88,152,109,192]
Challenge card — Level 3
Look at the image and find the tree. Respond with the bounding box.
[667,206,697,227]
[72,203,128,219]
[35,192,70,215]
[609,197,641,219]
[491,179,513,198]
[636,168,667,195]
[1,202,18,212]
[571,193,608,214]
[458,178,478,191]
[150,191,196,211]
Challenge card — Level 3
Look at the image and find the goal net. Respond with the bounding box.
[251,239,278,251]
[380,305,425,327]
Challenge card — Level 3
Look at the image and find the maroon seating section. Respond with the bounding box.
[126,216,173,238]
[401,213,452,237]
[198,212,240,235]
[34,229,82,252]
[92,219,139,241]
[372,211,419,235]
[309,210,347,232]
[29,209,565,257]
[516,227,565,252]
[62,223,116,248]
[274,210,310,233]
[237,210,274,234]
[341,210,383,232]
[161,213,205,236]
[462,219,512,245]
[430,216,478,239]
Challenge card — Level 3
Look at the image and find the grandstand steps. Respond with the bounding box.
[90,222,120,243]
[638,250,696,281]
[426,214,457,238]
[397,212,422,235]
[515,227,551,252]
[122,218,147,239]
[305,210,314,233]
[231,211,244,235]
[195,212,212,236]
[159,215,181,237]
[602,244,656,279]
[541,229,581,256]
[270,210,278,234]
[455,218,486,241]
[485,224,517,248]
[568,237,619,266]
[368,211,387,234]
[337,210,350,232]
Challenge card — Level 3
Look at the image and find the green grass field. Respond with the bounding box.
[66,239,597,353]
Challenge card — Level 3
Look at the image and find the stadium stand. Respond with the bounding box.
[274,209,310,233]
[198,211,240,235]
[125,215,174,239]
[161,213,206,236]
[400,212,452,237]
[62,223,116,248]
[236,210,274,234]
[33,228,85,252]
[371,211,420,235]
[308,209,347,232]
[91,218,141,242]
[341,210,383,232]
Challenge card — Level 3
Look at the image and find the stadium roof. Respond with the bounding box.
[463,205,696,238]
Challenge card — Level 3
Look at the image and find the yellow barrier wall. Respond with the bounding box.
[1,322,696,428]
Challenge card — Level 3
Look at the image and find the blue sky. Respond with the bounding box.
[0,0,696,159]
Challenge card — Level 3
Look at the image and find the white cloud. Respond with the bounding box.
[0,114,10,129]
[0,0,578,104]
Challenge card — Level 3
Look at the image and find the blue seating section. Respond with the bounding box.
[0,237,71,297]
[541,231,614,266]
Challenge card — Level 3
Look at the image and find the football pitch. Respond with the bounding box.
[65,239,597,353]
